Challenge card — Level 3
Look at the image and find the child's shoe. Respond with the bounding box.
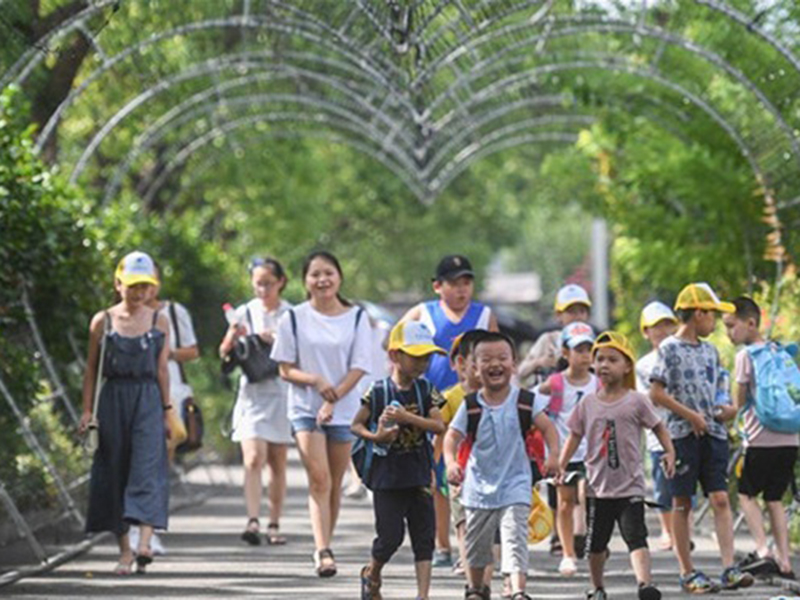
[586,588,608,599]
[464,584,491,600]
[558,556,578,576]
[679,570,719,594]
[432,549,453,567]
[360,565,382,600]
[720,566,754,590]
[638,583,661,600]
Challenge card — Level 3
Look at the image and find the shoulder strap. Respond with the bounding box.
[168,302,187,384]
[348,306,366,367]
[548,372,565,416]
[246,306,255,333]
[517,388,535,439]
[465,392,483,440]
[151,307,159,328]
[355,306,365,329]
[169,302,181,346]
[289,308,298,363]
[91,313,111,421]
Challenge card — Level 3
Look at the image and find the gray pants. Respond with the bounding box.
[464,504,529,573]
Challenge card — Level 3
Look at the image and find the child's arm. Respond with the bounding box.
[533,412,560,476]
[443,426,465,484]
[558,432,582,476]
[384,403,445,434]
[650,380,708,436]
[652,422,676,478]
[351,404,398,444]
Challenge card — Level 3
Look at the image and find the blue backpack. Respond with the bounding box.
[745,342,800,434]
[351,378,432,490]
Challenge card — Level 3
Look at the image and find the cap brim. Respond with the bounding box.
[400,344,447,356]
[118,274,159,286]
[717,301,735,314]
[434,269,474,282]
[640,316,678,333]
[555,299,592,312]
[567,336,595,349]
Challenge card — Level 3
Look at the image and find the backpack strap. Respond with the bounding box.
[516,388,535,439]
[548,372,565,416]
[289,308,299,363]
[465,392,482,441]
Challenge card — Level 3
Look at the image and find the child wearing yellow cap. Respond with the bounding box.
[649,283,753,593]
[560,332,674,600]
[352,320,446,600]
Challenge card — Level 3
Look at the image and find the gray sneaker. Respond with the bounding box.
[432,549,453,568]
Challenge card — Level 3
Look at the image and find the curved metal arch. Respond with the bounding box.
[140,112,429,205]
[33,16,420,151]
[426,56,765,183]
[98,92,420,204]
[423,19,800,169]
[59,51,421,173]
[432,132,579,195]
[140,116,581,207]
[69,64,420,185]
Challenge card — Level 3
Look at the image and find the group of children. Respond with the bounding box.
[351,254,797,599]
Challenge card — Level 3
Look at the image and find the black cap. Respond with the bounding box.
[433,255,475,282]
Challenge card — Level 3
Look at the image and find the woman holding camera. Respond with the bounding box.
[219,257,292,546]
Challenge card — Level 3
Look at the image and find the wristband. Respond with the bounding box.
[163,404,173,411]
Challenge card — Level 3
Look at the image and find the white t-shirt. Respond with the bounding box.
[162,301,197,405]
[635,349,668,453]
[536,372,598,462]
[271,302,373,426]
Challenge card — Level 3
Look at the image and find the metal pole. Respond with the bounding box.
[0,479,48,563]
[591,218,610,330]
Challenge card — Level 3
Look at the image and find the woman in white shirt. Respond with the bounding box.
[271,251,372,578]
[219,258,292,546]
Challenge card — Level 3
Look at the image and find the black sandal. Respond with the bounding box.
[241,518,261,546]
[265,522,287,545]
[314,548,337,578]
[464,585,491,600]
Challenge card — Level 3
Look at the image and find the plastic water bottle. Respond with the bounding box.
[384,400,402,429]
[222,303,239,327]
[714,369,731,417]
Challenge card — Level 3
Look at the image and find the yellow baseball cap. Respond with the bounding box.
[115,251,159,286]
[592,331,637,390]
[389,321,447,357]
[674,282,734,314]
[640,301,678,334]
[554,284,592,312]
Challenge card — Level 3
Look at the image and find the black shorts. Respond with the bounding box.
[586,496,648,554]
[738,446,798,502]
[670,435,729,499]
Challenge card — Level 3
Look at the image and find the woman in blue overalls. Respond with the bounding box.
[80,251,171,575]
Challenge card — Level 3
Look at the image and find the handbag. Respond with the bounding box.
[169,302,205,454]
[229,307,280,383]
[84,313,109,454]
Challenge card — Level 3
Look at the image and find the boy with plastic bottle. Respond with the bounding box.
[352,321,446,600]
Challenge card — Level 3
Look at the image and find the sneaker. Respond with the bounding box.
[679,570,719,594]
[778,569,797,581]
[638,583,661,600]
[740,554,780,578]
[559,556,578,577]
[150,532,166,556]
[586,588,608,600]
[720,566,754,590]
[432,549,453,568]
[344,482,368,500]
[736,550,760,570]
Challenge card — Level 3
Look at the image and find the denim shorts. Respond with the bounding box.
[290,416,354,443]
[670,435,728,498]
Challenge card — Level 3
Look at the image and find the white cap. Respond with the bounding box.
[115,251,159,286]
[561,321,596,349]
[554,284,592,312]
[640,301,678,334]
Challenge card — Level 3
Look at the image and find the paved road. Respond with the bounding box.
[6,454,797,599]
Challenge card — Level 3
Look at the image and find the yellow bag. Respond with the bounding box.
[166,404,188,459]
[528,487,554,543]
